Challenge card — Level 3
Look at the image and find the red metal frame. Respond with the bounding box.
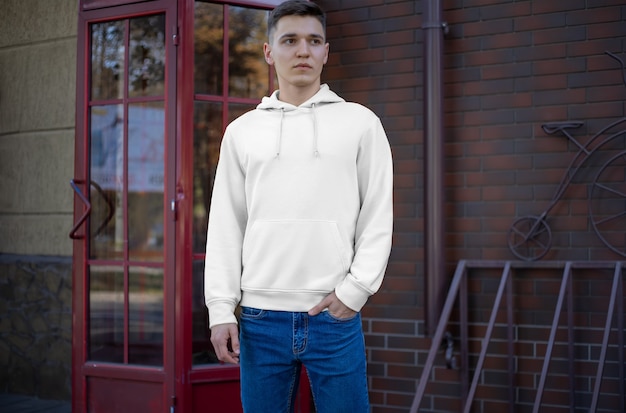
[73,1,177,412]
[177,0,285,409]
[74,1,311,412]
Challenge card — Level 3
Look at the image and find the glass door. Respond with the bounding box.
[72,1,177,412]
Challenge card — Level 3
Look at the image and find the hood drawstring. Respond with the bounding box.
[312,103,319,157]
[274,105,320,159]
[275,108,284,158]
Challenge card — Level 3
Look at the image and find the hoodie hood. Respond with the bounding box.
[256,84,346,158]
[256,83,345,111]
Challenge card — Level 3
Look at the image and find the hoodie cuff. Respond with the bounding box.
[207,301,238,328]
[335,274,372,312]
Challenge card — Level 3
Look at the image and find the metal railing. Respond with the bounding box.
[410,260,625,413]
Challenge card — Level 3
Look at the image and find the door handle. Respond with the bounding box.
[69,179,92,239]
[90,181,115,237]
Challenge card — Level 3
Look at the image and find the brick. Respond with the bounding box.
[515,12,566,31]
[533,26,587,44]
[482,92,532,110]
[533,88,586,107]
[370,376,418,393]
[480,2,531,20]
[371,320,418,335]
[567,6,624,25]
[464,18,514,38]
[515,43,568,62]
[387,363,421,380]
[465,78,516,96]
[588,21,626,40]
[481,31,533,50]
[515,74,568,92]
[532,0,586,14]
[566,38,623,58]
[339,19,385,37]
[466,171,516,187]
[370,3,416,20]
[464,109,516,127]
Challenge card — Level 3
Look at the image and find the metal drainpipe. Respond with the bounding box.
[422,0,448,336]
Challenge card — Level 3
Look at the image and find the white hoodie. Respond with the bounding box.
[204,84,393,328]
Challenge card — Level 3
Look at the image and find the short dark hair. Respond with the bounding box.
[268,0,326,42]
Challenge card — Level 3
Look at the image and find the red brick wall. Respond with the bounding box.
[317,1,626,412]
[443,0,626,262]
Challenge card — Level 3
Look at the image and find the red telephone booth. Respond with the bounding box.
[70,1,311,411]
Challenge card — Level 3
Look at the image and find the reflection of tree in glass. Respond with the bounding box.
[194,4,269,99]
[129,15,166,97]
[194,3,224,95]
[228,6,268,98]
[91,21,124,100]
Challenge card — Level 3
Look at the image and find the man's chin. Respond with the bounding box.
[289,77,320,88]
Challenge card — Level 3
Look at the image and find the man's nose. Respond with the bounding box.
[296,39,310,56]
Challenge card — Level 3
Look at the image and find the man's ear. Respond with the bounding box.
[264,43,274,65]
[323,43,329,64]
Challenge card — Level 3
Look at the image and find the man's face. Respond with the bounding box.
[264,15,329,90]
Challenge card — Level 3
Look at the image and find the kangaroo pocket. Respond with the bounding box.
[241,220,349,293]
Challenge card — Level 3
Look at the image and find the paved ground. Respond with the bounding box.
[0,394,71,413]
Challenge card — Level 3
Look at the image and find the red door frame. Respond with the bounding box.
[74,0,312,411]
[176,1,311,412]
[72,1,177,412]
[175,1,282,411]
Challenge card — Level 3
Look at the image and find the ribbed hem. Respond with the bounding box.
[240,289,331,313]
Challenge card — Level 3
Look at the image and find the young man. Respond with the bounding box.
[204,1,393,411]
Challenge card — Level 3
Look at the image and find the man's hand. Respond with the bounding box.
[308,291,356,319]
[210,323,240,364]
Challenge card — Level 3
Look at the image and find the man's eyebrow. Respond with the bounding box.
[278,32,325,41]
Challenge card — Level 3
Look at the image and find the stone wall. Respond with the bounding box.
[0,254,72,400]
[0,0,76,256]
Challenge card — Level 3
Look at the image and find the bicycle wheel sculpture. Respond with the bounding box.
[588,150,626,258]
[507,214,552,261]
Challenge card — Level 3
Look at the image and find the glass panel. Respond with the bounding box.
[129,267,164,366]
[228,6,270,99]
[194,2,224,95]
[191,260,218,365]
[129,15,166,98]
[193,101,222,254]
[90,105,125,260]
[128,102,165,262]
[89,266,124,362]
[91,21,125,101]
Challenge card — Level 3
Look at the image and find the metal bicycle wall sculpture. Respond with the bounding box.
[508,51,626,261]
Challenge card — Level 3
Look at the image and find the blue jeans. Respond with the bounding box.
[239,307,370,413]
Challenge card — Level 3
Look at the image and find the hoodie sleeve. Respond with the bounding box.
[334,115,393,312]
[204,128,247,328]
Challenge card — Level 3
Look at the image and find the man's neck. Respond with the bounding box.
[277,83,321,106]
